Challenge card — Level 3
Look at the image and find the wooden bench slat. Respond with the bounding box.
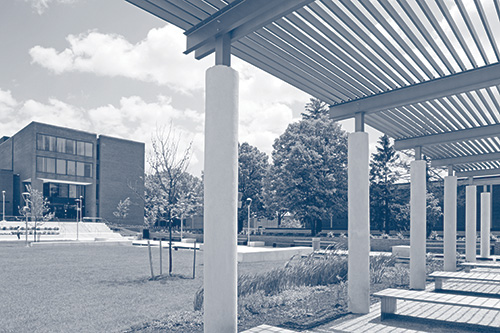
[430,271,500,283]
[374,288,500,311]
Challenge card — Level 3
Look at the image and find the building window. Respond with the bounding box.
[37,134,56,152]
[59,184,69,198]
[69,185,77,198]
[49,183,59,197]
[77,162,84,176]
[57,137,66,153]
[37,156,56,173]
[56,159,66,175]
[67,160,76,175]
[84,142,93,157]
[77,142,85,156]
[84,163,92,177]
[66,139,76,154]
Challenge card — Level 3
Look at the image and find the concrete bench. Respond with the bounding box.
[430,271,500,290]
[461,262,500,272]
[373,288,500,320]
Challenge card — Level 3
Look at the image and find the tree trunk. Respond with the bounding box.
[169,219,173,276]
[148,240,154,279]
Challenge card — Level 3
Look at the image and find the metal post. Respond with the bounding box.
[247,198,252,246]
[2,190,5,222]
[181,214,184,240]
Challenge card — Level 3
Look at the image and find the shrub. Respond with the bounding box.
[370,254,396,284]
[194,253,348,311]
[279,219,303,228]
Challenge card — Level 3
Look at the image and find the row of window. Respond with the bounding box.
[37,156,92,178]
[37,134,93,157]
[43,183,85,199]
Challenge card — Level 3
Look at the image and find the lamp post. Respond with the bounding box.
[180,203,185,240]
[76,196,83,241]
[2,190,5,222]
[22,192,30,247]
[246,198,252,246]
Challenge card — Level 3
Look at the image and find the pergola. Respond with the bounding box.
[126,0,500,331]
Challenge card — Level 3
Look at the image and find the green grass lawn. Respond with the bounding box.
[0,242,287,333]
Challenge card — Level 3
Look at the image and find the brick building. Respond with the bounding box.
[0,122,144,225]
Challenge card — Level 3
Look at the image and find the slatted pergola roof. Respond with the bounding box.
[127,0,500,178]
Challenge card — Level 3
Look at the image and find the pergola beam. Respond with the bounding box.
[184,0,314,57]
[394,123,500,150]
[458,176,500,186]
[431,152,500,167]
[329,63,500,121]
[456,168,500,178]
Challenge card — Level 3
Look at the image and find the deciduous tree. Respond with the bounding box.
[271,115,348,236]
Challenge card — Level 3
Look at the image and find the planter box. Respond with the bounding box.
[392,245,410,258]
[181,238,196,243]
[248,241,265,247]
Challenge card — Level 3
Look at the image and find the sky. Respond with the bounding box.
[0,0,382,177]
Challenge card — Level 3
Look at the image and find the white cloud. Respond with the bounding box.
[26,0,78,15]
[30,25,211,94]
[0,88,205,175]
[28,23,316,161]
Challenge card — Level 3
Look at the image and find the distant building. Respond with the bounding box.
[0,122,144,225]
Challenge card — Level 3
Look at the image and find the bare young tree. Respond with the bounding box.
[19,185,54,242]
[148,124,193,275]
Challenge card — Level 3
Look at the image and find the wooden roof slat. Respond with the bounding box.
[474,0,500,63]
[231,41,336,104]
[125,0,198,30]
[307,2,410,87]
[416,0,467,72]
[455,93,487,127]
[447,95,482,127]
[436,0,477,69]
[355,0,434,80]
[397,0,455,75]
[252,29,356,100]
[326,0,423,83]
[465,91,494,126]
[295,7,400,90]
[380,0,445,77]
[276,17,381,95]
[411,103,448,133]
[261,23,366,97]
[455,0,490,66]
[441,96,473,128]
[334,0,426,83]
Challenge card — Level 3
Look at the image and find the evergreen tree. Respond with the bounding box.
[370,134,402,233]
[301,98,329,120]
[238,142,269,233]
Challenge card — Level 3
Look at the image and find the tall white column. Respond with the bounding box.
[481,192,491,258]
[347,131,370,314]
[410,160,426,290]
[465,185,477,262]
[444,176,457,271]
[204,65,238,333]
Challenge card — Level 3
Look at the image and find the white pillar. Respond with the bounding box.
[465,185,477,262]
[410,160,426,290]
[481,192,491,258]
[204,65,238,333]
[347,131,370,314]
[444,176,457,271]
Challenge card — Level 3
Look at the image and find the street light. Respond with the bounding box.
[75,195,83,241]
[2,190,5,222]
[21,192,30,247]
[246,198,252,246]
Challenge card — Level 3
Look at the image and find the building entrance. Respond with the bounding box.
[43,183,85,220]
